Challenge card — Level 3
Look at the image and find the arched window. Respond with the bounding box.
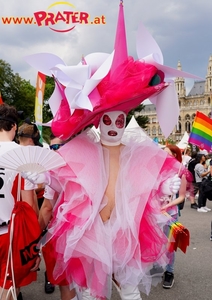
[158,127,162,135]
[185,121,191,133]
[152,126,156,135]
[177,122,182,133]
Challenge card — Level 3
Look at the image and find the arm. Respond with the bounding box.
[20,189,35,207]
[33,190,39,216]
[201,170,210,177]
[39,198,54,231]
[38,185,57,230]
[196,164,210,178]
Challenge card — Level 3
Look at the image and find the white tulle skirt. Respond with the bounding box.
[46,129,181,299]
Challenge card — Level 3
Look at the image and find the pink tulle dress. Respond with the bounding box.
[46,129,181,299]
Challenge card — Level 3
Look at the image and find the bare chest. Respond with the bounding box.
[99,146,121,222]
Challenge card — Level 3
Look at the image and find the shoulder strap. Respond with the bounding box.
[17,173,21,202]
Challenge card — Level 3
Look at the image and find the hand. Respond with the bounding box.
[21,171,51,185]
[30,255,41,272]
[161,175,181,195]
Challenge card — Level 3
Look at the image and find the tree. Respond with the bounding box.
[14,76,35,120]
[126,104,149,129]
[0,59,35,120]
[0,60,15,103]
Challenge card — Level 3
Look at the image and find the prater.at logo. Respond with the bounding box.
[34,1,106,33]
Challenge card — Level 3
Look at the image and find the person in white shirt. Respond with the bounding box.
[0,104,37,300]
[194,154,211,212]
[182,148,191,168]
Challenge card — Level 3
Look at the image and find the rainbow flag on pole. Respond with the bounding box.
[34,72,46,143]
[188,111,212,151]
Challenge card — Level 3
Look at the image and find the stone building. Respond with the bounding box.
[141,55,212,143]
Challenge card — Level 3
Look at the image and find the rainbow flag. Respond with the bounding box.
[34,72,46,143]
[188,111,212,151]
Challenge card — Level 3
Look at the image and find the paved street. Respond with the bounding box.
[21,199,212,300]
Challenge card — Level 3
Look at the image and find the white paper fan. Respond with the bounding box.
[0,146,66,173]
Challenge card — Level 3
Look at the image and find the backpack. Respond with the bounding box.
[187,158,198,183]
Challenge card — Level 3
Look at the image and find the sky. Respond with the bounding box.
[1,0,212,95]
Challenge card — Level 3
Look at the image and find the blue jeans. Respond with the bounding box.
[164,213,178,274]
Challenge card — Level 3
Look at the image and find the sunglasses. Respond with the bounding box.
[49,144,64,150]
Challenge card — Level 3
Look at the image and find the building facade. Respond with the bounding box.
[141,55,212,143]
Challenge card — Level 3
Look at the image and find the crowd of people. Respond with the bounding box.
[183,148,212,212]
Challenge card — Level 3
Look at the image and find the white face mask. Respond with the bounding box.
[99,111,126,146]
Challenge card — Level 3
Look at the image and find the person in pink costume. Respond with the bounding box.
[23,111,182,300]
[22,2,199,299]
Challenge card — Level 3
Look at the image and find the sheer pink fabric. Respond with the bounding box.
[47,130,180,299]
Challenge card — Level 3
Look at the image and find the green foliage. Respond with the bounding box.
[0,59,35,121]
[165,139,175,144]
[0,59,56,142]
[126,104,149,129]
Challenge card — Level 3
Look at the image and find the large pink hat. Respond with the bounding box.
[25,1,200,140]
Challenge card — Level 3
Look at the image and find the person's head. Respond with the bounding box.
[99,111,126,146]
[18,122,42,146]
[49,133,64,150]
[0,104,18,140]
[164,144,182,163]
[191,151,198,159]
[184,148,191,156]
[196,154,206,164]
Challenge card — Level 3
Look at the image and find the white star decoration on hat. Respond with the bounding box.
[25,52,114,115]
